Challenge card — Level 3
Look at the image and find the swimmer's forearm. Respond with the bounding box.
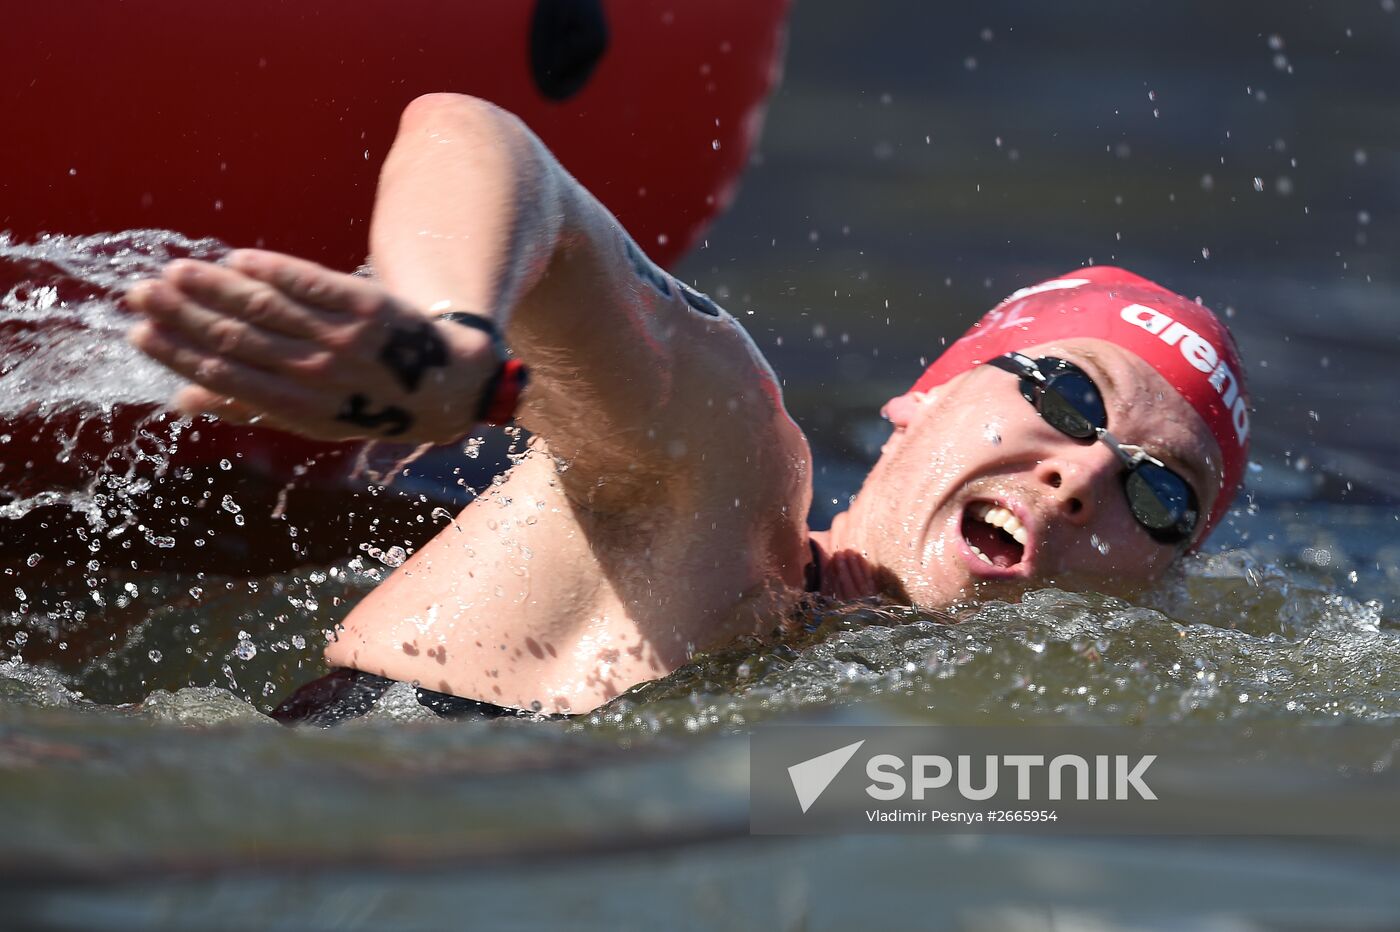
[368,96,674,403]
[369,95,564,321]
[364,92,789,498]
[127,95,685,449]
[369,95,726,464]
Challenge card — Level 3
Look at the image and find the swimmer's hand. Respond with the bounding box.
[126,249,502,444]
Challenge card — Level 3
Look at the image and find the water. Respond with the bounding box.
[5,236,1400,930]
[5,0,1400,927]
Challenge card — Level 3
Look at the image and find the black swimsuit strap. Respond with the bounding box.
[804,538,822,593]
[271,668,571,726]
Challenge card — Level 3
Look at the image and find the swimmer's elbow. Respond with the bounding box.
[397,93,511,142]
[396,94,565,206]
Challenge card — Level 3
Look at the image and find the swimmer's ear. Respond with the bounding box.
[880,391,928,430]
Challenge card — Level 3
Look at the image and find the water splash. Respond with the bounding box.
[0,229,226,416]
[0,229,502,598]
[586,550,1400,737]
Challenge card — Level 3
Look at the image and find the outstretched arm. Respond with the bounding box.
[128,93,788,499]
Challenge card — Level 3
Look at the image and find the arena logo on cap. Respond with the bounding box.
[1120,303,1249,446]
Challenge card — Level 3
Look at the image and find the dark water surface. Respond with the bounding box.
[5,1,1400,928]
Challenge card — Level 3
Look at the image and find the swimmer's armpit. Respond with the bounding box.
[335,393,415,437]
[377,322,450,392]
[622,234,672,297]
[676,281,721,317]
[621,230,723,319]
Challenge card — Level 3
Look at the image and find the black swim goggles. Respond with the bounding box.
[987,352,1200,544]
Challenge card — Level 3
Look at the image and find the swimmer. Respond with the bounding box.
[125,94,1250,723]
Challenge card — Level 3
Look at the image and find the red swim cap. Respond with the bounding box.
[912,267,1249,542]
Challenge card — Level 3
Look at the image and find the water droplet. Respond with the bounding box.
[219,458,232,470]
[148,649,162,663]
[25,553,40,568]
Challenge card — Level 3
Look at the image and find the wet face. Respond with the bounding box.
[848,338,1224,608]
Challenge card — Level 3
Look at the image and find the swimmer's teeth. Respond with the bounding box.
[968,544,994,565]
[972,503,1029,546]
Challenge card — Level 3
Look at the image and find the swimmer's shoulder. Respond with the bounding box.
[652,286,813,582]
[661,284,811,495]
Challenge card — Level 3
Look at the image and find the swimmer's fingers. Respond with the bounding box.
[226,249,390,318]
[825,550,877,600]
[175,388,318,438]
[128,279,323,372]
[157,260,333,339]
[129,321,325,424]
[133,322,426,441]
[172,387,274,427]
[832,553,860,600]
[853,556,876,598]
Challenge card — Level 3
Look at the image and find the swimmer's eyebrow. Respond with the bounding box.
[1074,353,1211,499]
[1150,442,1209,501]
[1063,352,1120,417]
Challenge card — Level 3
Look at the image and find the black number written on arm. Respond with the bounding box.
[336,393,414,437]
[378,322,450,392]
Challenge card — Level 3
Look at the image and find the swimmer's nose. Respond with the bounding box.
[1034,444,1120,525]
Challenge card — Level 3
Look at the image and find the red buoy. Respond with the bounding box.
[2,0,790,269]
[0,2,792,577]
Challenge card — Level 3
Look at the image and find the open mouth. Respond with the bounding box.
[961,501,1027,568]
